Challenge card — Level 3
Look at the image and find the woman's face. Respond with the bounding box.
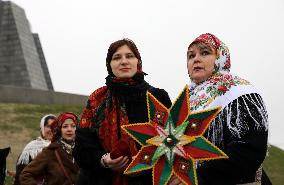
[61,119,76,141]
[43,118,55,141]
[110,45,138,78]
[187,43,216,84]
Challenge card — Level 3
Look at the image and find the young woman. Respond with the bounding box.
[73,38,172,185]
[20,112,79,185]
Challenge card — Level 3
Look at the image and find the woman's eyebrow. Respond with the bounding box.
[112,54,121,58]
[199,45,212,51]
[187,50,194,55]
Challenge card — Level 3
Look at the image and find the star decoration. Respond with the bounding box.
[122,85,228,185]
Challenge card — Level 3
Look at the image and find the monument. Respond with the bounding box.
[0,0,87,105]
[0,0,53,91]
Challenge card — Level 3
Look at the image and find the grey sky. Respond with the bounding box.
[10,0,284,149]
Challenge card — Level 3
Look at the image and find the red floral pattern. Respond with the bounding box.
[190,73,250,111]
[79,86,138,185]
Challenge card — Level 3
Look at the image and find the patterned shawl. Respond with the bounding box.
[189,33,256,111]
[80,74,151,185]
[188,33,268,143]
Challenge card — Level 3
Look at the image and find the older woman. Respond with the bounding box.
[73,38,172,185]
[14,114,56,185]
[20,112,79,185]
[173,33,269,185]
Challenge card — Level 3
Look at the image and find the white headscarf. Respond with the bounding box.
[40,114,56,137]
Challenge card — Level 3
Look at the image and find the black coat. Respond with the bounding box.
[0,147,10,185]
[73,87,172,185]
[197,93,271,185]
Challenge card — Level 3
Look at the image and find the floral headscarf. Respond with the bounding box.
[188,33,255,112]
[188,33,231,74]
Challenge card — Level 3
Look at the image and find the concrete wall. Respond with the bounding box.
[0,85,88,105]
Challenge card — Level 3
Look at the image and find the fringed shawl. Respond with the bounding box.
[188,33,268,146]
[17,137,50,165]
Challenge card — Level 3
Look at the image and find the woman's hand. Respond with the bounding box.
[168,175,184,185]
[103,153,129,171]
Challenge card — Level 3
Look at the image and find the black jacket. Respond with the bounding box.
[197,93,271,185]
[73,87,172,185]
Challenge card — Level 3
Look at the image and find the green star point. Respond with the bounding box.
[152,144,167,162]
[174,120,189,137]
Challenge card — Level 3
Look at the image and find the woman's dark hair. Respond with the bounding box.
[106,38,142,76]
[43,115,56,127]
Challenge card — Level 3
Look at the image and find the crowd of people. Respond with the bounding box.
[0,34,271,185]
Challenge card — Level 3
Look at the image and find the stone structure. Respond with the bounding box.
[0,85,87,105]
[0,1,87,106]
[0,0,53,90]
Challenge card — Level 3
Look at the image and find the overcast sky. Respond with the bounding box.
[10,0,284,149]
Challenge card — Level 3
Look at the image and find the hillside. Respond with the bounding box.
[0,103,283,184]
[0,103,84,171]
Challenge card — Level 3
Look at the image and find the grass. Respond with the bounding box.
[263,145,284,184]
[0,103,283,184]
[0,103,84,171]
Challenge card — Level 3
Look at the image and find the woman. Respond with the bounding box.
[14,114,56,185]
[172,33,270,185]
[20,112,79,185]
[73,38,172,185]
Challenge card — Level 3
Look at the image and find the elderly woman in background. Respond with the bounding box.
[20,112,79,185]
[171,33,270,185]
[14,114,56,185]
[73,38,172,185]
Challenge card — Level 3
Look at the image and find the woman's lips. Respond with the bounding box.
[120,68,130,71]
[193,66,203,71]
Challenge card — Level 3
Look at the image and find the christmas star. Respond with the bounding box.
[122,85,228,185]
